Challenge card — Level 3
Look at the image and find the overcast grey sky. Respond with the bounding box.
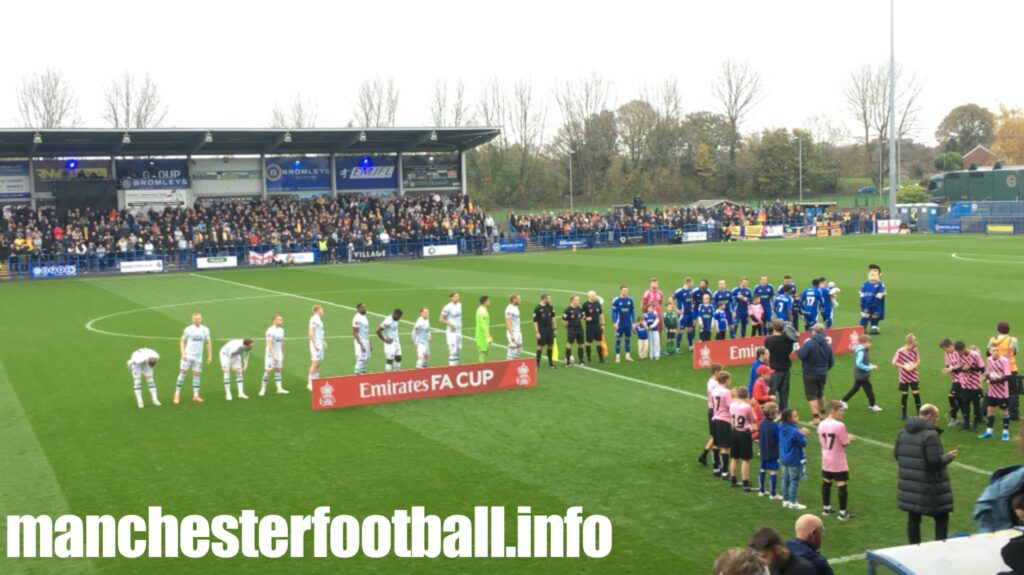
[1,0,1021,145]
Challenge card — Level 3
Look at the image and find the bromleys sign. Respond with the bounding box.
[311,359,537,410]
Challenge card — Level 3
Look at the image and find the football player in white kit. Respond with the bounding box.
[506,293,523,359]
[260,314,289,396]
[308,305,326,391]
[413,307,431,368]
[352,303,371,375]
[376,309,404,372]
[220,338,254,400]
[127,348,161,408]
[176,313,212,404]
[439,292,463,366]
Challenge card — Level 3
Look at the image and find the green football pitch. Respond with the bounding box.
[2,234,1022,574]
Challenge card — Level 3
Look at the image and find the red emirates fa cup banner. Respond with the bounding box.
[311,359,537,410]
[692,326,865,369]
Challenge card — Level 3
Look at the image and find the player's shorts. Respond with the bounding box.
[730,430,754,460]
[707,408,715,436]
[264,354,282,371]
[416,342,430,358]
[822,470,850,482]
[760,459,780,471]
[128,362,154,380]
[445,330,463,351]
[802,314,818,329]
[679,311,693,327]
[615,322,632,338]
[384,341,403,360]
[986,396,1010,409]
[507,330,523,349]
[180,357,203,373]
[566,328,584,345]
[960,387,982,400]
[537,328,554,346]
[803,373,827,401]
[761,307,772,321]
[949,382,962,396]
[220,353,243,372]
[735,310,749,322]
[585,324,602,343]
[354,341,370,362]
[712,419,732,449]
[822,308,834,322]
[899,381,920,393]
[309,341,325,362]
[861,305,882,318]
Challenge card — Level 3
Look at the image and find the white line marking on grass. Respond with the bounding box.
[187,273,994,477]
[830,553,867,565]
[952,252,1024,264]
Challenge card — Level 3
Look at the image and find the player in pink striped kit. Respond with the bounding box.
[940,339,964,428]
[892,334,921,420]
[818,400,856,521]
[710,371,734,480]
[954,341,985,431]
[980,344,1013,440]
[728,387,759,492]
[698,364,724,469]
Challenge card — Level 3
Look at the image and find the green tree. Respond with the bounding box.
[755,128,798,198]
[933,151,963,172]
[896,184,931,204]
[693,142,716,194]
[935,103,994,155]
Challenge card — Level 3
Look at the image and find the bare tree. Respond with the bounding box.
[845,62,922,189]
[508,80,547,186]
[711,59,762,170]
[16,69,80,128]
[271,94,318,128]
[103,73,167,129]
[477,77,509,152]
[354,76,399,127]
[554,72,613,155]
[430,79,471,127]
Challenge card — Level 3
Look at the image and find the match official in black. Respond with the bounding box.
[563,295,586,367]
[582,291,606,364]
[533,294,557,369]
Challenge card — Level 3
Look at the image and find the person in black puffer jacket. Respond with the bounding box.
[893,403,958,544]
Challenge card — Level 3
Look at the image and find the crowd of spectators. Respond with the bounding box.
[0,195,891,264]
[0,193,485,261]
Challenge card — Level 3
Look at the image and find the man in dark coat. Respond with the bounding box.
[894,403,958,544]
[797,324,835,424]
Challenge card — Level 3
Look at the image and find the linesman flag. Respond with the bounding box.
[552,337,559,362]
[600,335,609,357]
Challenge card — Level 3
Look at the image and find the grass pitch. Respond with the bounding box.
[1,234,1022,574]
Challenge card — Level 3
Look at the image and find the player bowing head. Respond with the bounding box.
[260,314,288,396]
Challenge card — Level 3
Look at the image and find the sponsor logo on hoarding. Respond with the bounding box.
[119,260,164,274]
[273,252,316,265]
[311,359,536,410]
[196,256,239,269]
[424,244,458,257]
[935,223,961,234]
[491,241,525,253]
[30,265,78,279]
[681,231,708,243]
[692,326,864,369]
[352,250,387,261]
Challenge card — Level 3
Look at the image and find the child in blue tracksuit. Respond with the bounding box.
[758,402,781,499]
[779,407,810,509]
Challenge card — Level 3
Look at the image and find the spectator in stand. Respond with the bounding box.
[786,514,834,575]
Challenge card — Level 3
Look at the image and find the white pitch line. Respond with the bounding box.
[187,273,993,477]
[951,252,1024,265]
[829,552,867,565]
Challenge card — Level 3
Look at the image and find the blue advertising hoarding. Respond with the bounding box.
[30,264,79,279]
[491,239,526,253]
[116,159,190,189]
[935,223,961,234]
[0,160,31,200]
[265,157,331,192]
[337,155,398,192]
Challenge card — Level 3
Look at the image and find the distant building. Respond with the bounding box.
[963,145,996,170]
